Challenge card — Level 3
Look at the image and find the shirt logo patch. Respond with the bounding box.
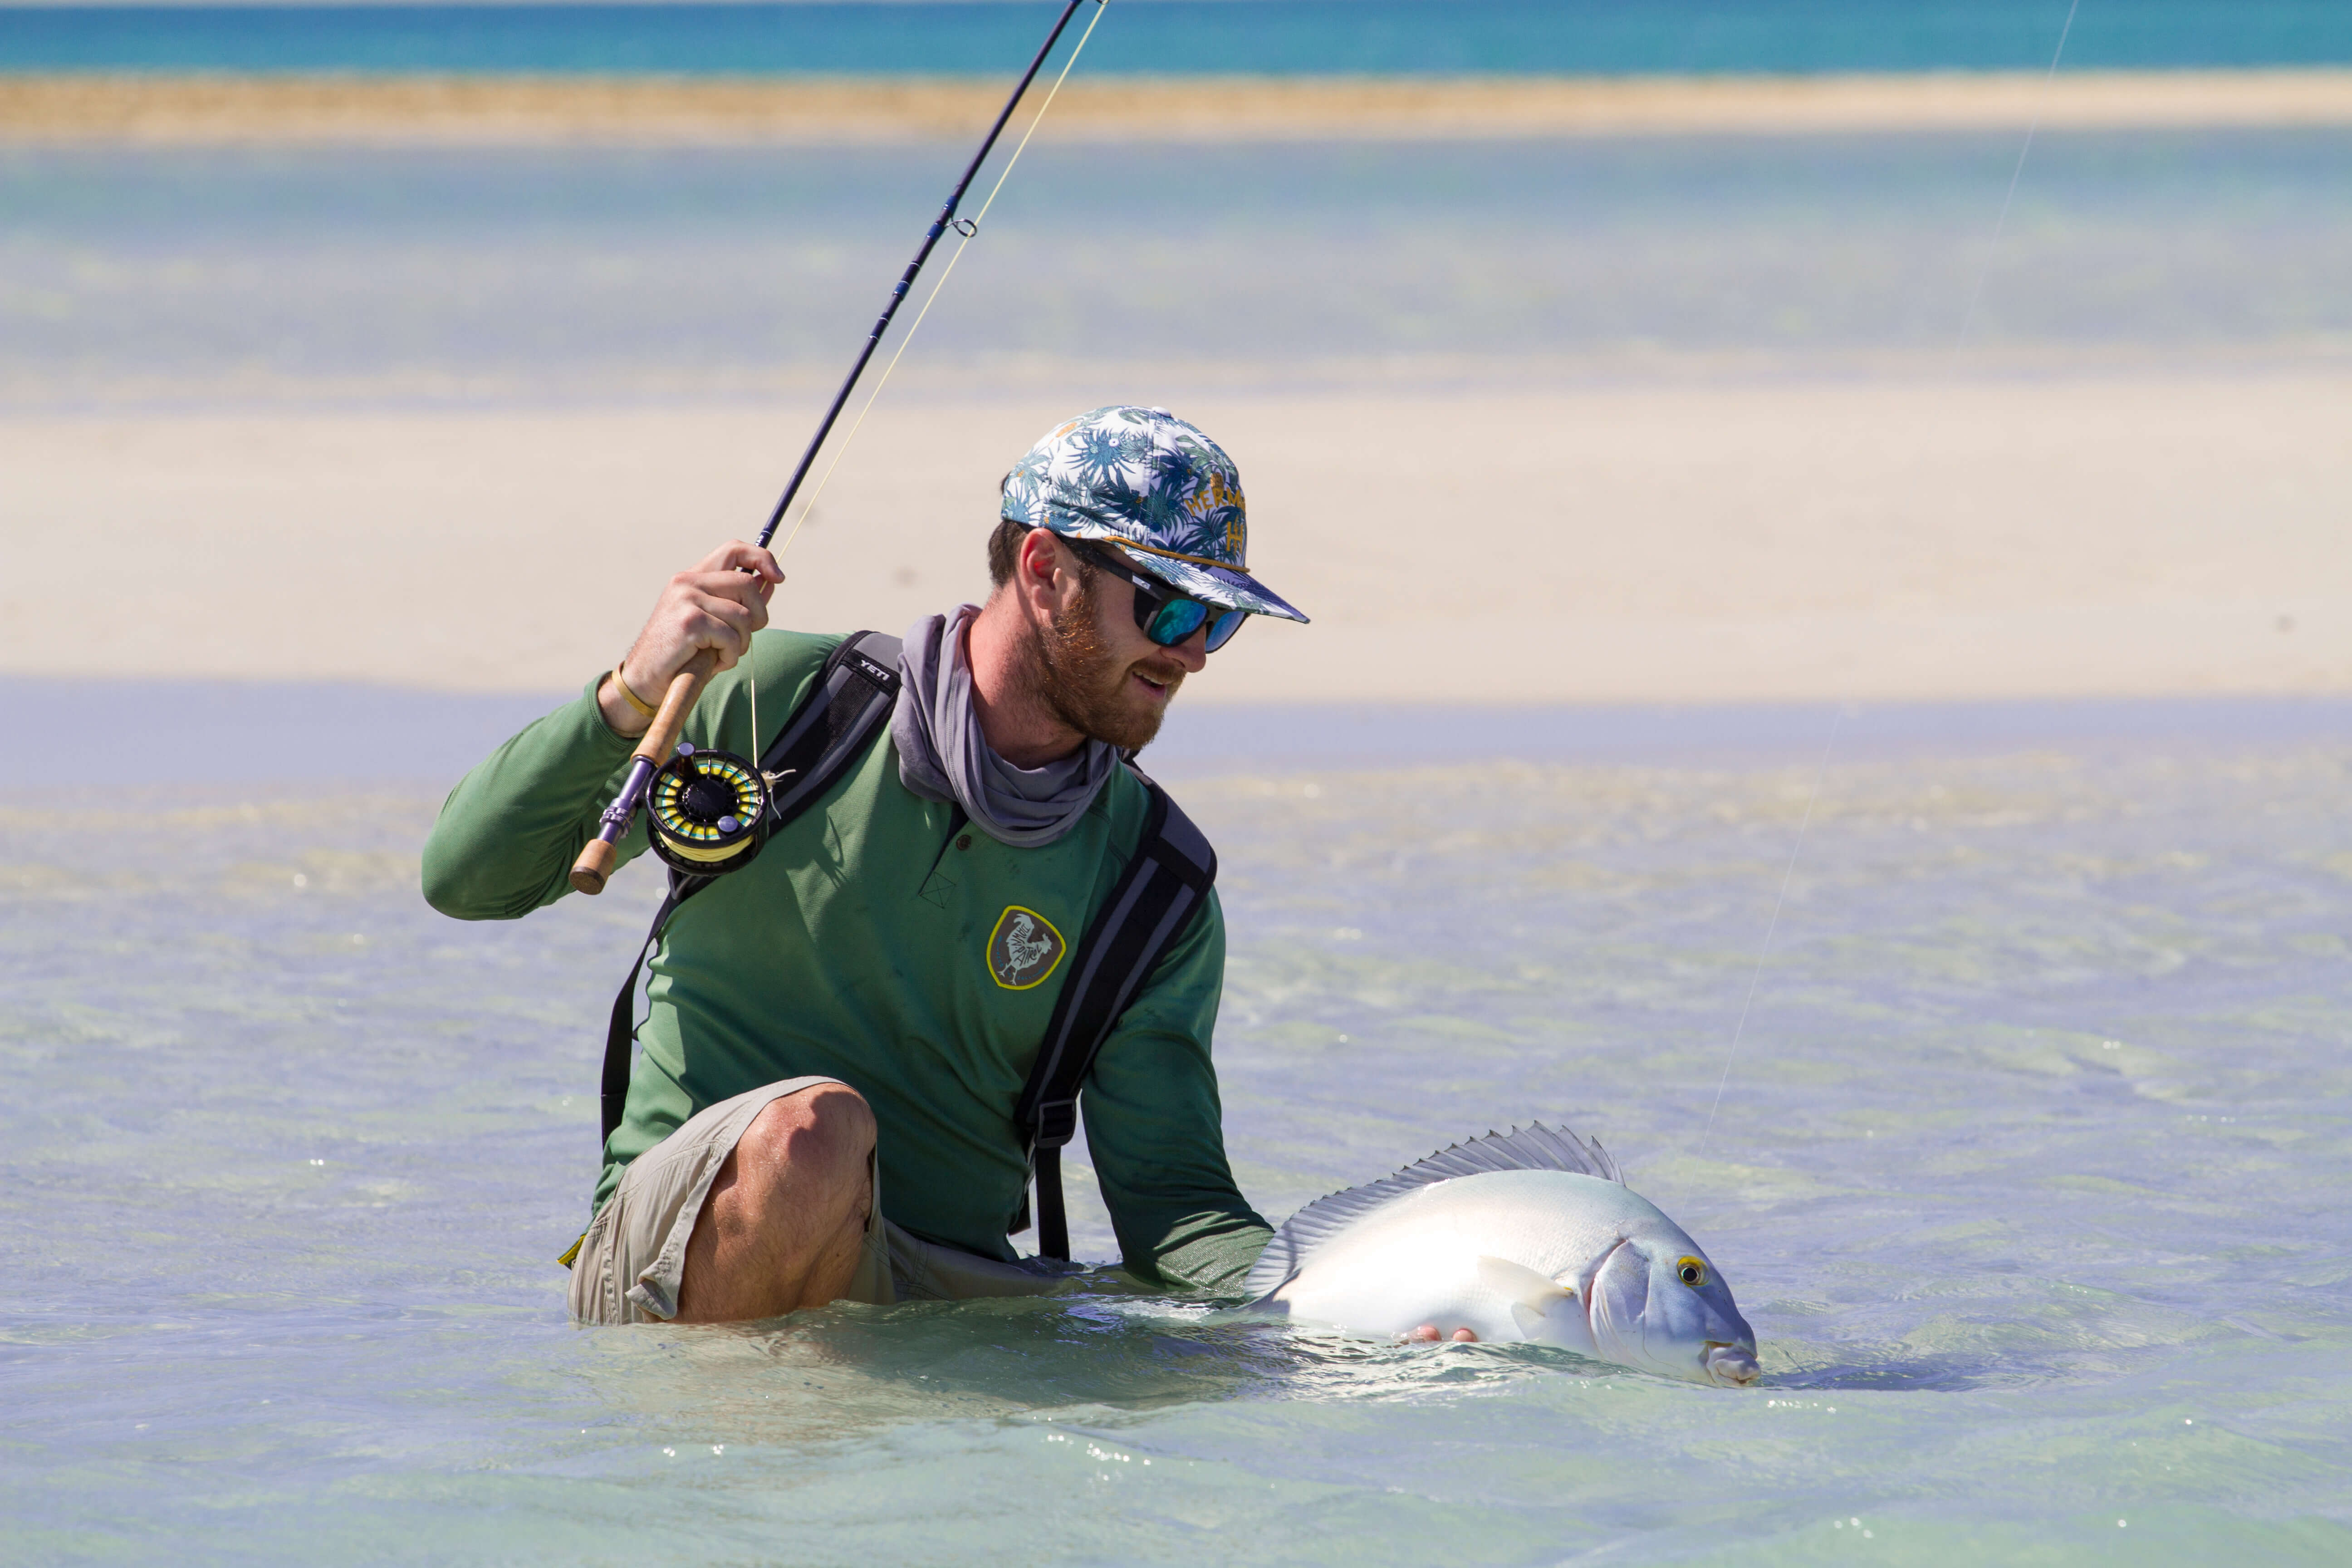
[988,905,1067,991]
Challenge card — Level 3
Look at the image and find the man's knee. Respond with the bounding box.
[676,1083,877,1322]
[734,1082,874,1194]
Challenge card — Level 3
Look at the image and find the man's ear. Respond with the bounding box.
[1017,526,1061,586]
[1015,528,1079,607]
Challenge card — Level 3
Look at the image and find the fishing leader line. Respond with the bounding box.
[569,0,1111,896]
[1956,0,2081,355]
[1694,2,2085,1152]
[740,0,1110,850]
[1696,708,1842,1163]
[769,0,1112,564]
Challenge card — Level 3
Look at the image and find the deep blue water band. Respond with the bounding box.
[3,0,2349,79]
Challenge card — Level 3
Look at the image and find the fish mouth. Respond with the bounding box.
[1702,1342,1760,1388]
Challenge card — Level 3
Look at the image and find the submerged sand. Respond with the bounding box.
[5,373,2347,704]
[5,70,2352,145]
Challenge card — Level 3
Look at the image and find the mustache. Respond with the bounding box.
[1130,657,1189,691]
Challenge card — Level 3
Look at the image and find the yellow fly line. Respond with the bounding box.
[771,0,1115,563]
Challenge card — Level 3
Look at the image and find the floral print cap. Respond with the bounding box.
[1000,405,1308,624]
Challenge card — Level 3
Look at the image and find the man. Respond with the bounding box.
[423,406,1308,1325]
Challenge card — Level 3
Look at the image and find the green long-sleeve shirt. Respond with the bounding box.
[422,629,1269,1292]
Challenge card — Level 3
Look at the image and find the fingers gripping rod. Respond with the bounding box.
[570,0,1098,897]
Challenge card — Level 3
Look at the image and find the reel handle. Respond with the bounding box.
[569,652,719,896]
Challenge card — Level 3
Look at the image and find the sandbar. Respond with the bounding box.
[5,373,2347,705]
[5,70,2351,145]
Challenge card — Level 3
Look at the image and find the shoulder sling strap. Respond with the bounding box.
[598,631,903,1147]
[1009,765,1219,1260]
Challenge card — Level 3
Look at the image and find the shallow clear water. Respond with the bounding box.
[5,703,2348,1562]
[7,129,2349,407]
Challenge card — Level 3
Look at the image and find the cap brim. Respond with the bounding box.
[1074,529,1308,624]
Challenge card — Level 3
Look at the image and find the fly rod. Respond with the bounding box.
[571,0,1101,896]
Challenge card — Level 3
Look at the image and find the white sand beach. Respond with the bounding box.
[5,372,2346,704]
[5,70,2351,145]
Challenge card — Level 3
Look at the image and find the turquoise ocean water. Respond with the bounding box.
[7,4,2350,407]
[5,130,2350,408]
[2,0,2348,78]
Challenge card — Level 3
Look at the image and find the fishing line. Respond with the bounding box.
[1696,708,1842,1162]
[771,0,1112,563]
[738,0,1108,807]
[1695,3,2085,1146]
[1955,0,2081,353]
[568,0,1112,897]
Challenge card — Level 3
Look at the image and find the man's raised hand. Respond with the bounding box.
[600,542,783,737]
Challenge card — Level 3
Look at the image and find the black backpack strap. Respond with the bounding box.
[1010,765,1219,1259]
[596,631,903,1150]
[759,630,903,818]
[601,879,698,1145]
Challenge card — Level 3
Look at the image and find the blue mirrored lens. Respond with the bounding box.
[1146,598,1210,645]
[1203,608,1247,652]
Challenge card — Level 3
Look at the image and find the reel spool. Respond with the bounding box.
[646,742,770,876]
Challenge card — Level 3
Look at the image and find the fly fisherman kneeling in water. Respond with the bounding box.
[423,407,1308,1323]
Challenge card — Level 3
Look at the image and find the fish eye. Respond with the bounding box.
[1676,1257,1708,1288]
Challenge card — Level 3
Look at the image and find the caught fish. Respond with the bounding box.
[1245,1124,1760,1387]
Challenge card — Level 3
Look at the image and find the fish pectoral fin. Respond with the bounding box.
[1479,1257,1579,1340]
[1509,1300,1558,1338]
[1477,1255,1577,1313]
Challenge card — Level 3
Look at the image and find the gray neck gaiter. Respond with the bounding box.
[891,605,1119,848]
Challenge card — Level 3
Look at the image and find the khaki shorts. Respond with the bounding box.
[566,1076,1071,1325]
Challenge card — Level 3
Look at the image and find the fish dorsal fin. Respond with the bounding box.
[1243,1122,1622,1301]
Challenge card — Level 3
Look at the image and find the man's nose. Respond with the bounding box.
[1167,625,1210,673]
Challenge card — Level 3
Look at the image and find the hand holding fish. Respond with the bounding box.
[599,540,784,737]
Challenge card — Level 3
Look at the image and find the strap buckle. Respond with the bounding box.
[1033,1099,1078,1148]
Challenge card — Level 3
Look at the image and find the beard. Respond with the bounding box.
[1026,575,1186,753]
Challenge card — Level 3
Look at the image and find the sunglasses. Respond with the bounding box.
[1066,536,1249,653]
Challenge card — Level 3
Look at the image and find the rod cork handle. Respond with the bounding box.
[568,653,719,896]
[570,837,619,897]
[629,654,718,769]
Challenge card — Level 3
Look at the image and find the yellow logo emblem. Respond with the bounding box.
[987,905,1067,990]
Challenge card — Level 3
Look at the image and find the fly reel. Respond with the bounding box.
[646,742,770,876]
